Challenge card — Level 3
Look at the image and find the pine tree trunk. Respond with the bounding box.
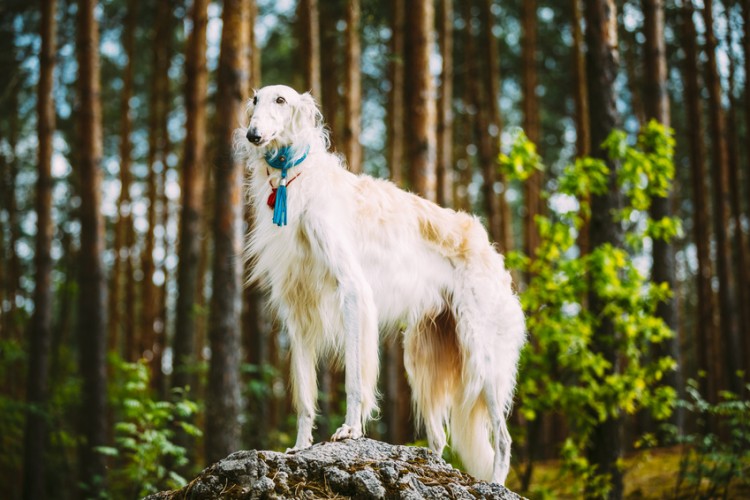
[319,0,341,151]
[76,0,108,494]
[142,1,171,363]
[742,0,750,370]
[679,0,717,404]
[110,0,137,358]
[4,87,21,340]
[344,0,362,173]
[703,0,742,393]
[572,0,591,256]
[404,0,436,199]
[584,0,624,497]
[522,0,542,259]
[206,0,248,464]
[642,0,683,432]
[173,0,208,397]
[22,0,57,496]
[248,0,261,89]
[299,0,321,99]
[436,0,453,208]
[723,5,750,373]
[382,0,412,444]
[479,0,513,253]
[387,0,405,186]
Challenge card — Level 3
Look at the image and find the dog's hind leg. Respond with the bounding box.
[403,309,460,457]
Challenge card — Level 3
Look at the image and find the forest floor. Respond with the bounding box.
[505,446,750,499]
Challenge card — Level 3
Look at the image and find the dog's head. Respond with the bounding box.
[245,85,326,150]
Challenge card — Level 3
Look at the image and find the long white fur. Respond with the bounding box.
[239,85,526,484]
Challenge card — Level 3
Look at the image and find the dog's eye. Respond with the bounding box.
[252,96,258,105]
[276,96,286,104]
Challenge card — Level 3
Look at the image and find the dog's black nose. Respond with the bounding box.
[246,128,262,144]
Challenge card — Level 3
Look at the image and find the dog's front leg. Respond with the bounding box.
[331,289,364,441]
[287,333,317,452]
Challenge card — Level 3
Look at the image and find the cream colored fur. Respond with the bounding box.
[239,85,526,484]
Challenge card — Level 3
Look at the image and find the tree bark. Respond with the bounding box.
[742,0,750,371]
[436,0,453,208]
[76,0,109,494]
[173,0,208,397]
[703,0,742,393]
[404,0,436,200]
[141,0,172,364]
[111,0,138,360]
[723,3,750,373]
[22,0,57,496]
[299,0,321,99]
[522,0,542,259]
[344,0,362,173]
[572,0,591,256]
[642,0,683,432]
[479,0,513,253]
[319,0,341,151]
[248,0,261,90]
[584,0,624,497]
[679,0,717,404]
[387,0,405,186]
[206,0,248,464]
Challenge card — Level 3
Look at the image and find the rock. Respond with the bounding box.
[144,438,524,499]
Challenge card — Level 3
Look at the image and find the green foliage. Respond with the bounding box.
[668,380,750,499]
[98,355,202,499]
[505,121,678,497]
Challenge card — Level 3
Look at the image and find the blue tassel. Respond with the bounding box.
[264,145,309,227]
[273,175,288,226]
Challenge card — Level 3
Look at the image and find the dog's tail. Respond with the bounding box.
[450,397,494,482]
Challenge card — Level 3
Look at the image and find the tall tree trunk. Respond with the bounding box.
[387,0,405,185]
[742,0,750,370]
[383,0,412,445]
[249,0,261,89]
[404,0,436,199]
[344,0,362,173]
[572,0,591,256]
[642,0,683,431]
[142,1,171,363]
[436,0,453,207]
[4,86,21,340]
[679,0,717,404]
[703,0,742,393]
[480,0,513,253]
[22,0,57,496]
[299,0,321,99]
[243,0,266,451]
[723,3,750,372]
[76,0,108,494]
[206,0,248,464]
[319,0,341,151]
[111,0,137,358]
[522,0,542,259]
[173,0,208,397]
[584,0,624,497]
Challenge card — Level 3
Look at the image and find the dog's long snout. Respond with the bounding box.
[246,127,262,145]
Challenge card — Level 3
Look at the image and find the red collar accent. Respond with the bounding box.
[266,170,303,208]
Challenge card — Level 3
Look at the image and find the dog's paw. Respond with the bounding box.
[286,435,313,453]
[330,423,362,442]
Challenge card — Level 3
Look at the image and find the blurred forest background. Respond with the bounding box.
[1,0,750,498]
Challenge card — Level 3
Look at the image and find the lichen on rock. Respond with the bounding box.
[144,438,523,499]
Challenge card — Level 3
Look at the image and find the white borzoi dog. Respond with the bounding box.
[239,85,525,484]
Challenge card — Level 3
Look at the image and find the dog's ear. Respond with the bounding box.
[295,92,323,129]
